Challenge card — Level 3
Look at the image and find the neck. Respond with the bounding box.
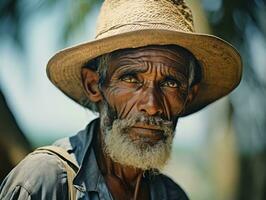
[107,155,144,187]
[93,128,149,200]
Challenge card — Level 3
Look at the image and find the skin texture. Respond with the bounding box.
[81,45,200,200]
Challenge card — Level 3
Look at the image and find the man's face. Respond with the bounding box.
[98,46,193,170]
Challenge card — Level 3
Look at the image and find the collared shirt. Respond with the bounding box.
[0,119,189,200]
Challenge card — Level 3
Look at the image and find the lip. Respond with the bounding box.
[130,125,165,142]
[132,123,163,131]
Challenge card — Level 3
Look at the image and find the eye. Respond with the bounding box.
[161,79,179,88]
[120,74,139,83]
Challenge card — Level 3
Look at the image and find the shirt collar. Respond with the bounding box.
[67,118,111,199]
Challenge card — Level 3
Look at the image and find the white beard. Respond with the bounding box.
[101,114,174,171]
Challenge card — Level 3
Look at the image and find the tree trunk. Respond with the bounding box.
[0,88,32,183]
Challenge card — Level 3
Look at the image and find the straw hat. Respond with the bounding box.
[47,0,242,116]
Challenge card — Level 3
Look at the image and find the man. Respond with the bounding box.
[0,0,242,199]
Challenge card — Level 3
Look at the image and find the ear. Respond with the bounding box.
[81,68,103,103]
[186,83,200,105]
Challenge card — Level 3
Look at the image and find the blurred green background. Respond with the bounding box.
[0,0,265,199]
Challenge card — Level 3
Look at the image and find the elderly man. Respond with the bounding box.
[0,0,242,199]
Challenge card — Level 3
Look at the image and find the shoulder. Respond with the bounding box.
[160,174,189,200]
[0,151,68,199]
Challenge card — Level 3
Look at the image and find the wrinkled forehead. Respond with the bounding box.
[109,45,193,63]
[107,45,193,74]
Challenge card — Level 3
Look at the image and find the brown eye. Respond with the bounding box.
[121,75,139,83]
[162,80,178,88]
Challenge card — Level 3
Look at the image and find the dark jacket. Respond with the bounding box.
[0,119,189,200]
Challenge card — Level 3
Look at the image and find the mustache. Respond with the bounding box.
[133,114,173,127]
[100,100,174,131]
[109,113,174,133]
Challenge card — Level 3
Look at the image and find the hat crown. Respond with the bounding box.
[95,0,194,39]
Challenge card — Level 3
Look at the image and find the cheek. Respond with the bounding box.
[104,84,187,119]
[163,90,187,117]
[104,85,139,118]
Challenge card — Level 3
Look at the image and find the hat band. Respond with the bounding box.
[96,20,193,39]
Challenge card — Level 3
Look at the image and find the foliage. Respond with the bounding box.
[0,0,103,48]
[204,0,266,199]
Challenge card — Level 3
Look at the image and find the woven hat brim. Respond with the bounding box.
[47,29,242,116]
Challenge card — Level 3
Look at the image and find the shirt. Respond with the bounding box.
[0,118,189,200]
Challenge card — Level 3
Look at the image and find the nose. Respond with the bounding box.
[137,87,163,116]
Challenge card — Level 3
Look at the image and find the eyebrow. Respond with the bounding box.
[113,65,188,84]
[164,74,187,83]
[113,64,147,75]
[111,58,188,79]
